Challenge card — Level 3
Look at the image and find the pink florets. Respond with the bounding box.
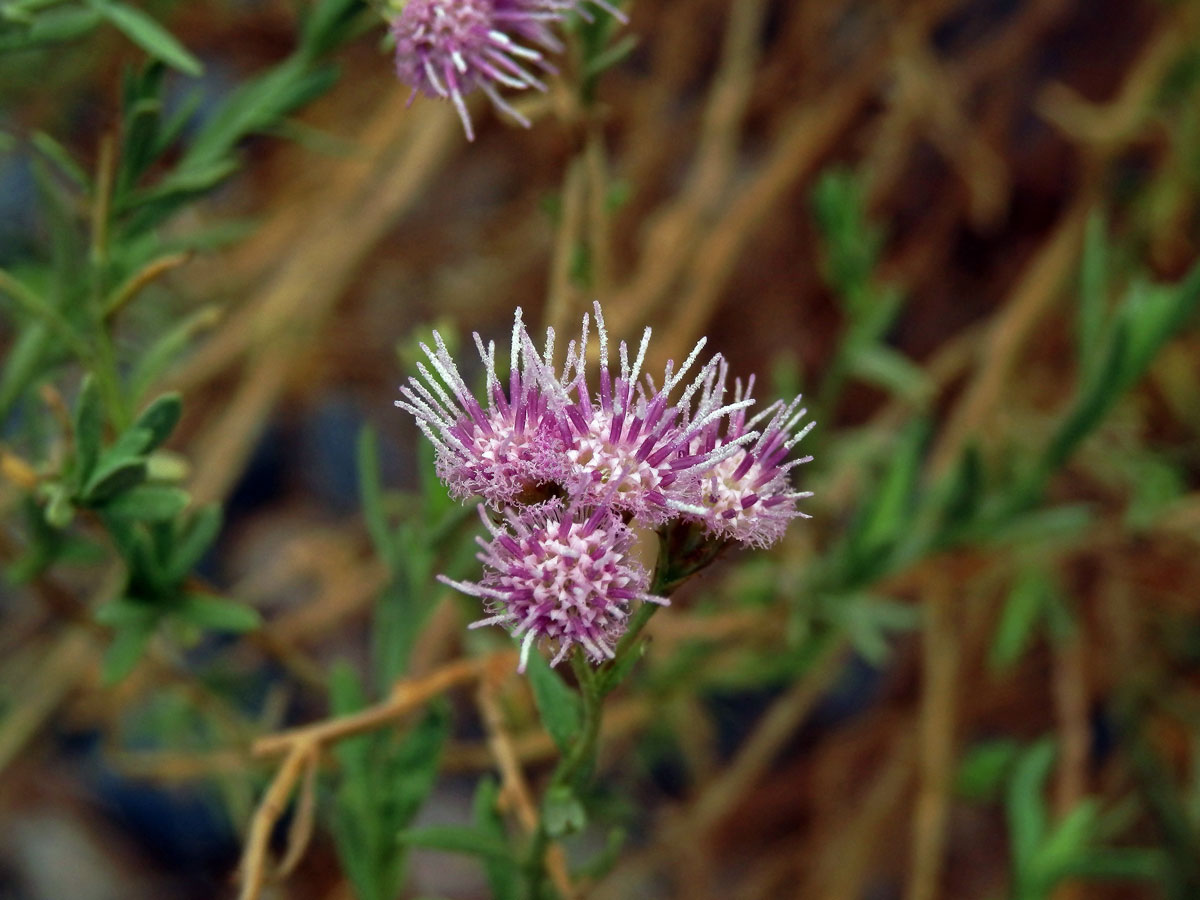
[439,500,667,671]
[390,0,626,140]
[546,302,759,526]
[396,309,567,508]
[669,361,815,548]
[398,302,814,671]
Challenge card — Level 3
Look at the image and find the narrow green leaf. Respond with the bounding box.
[175,593,261,632]
[1036,799,1099,880]
[845,344,931,404]
[1007,739,1055,874]
[989,567,1052,671]
[84,458,148,502]
[91,0,203,76]
[102,617,155,684]
[72,375,104,487]
[95,596,157,627]
[129,305,220,399]
[526,650,583,754]
[956,739,1021,801]
[100,484,188,521]
[167,504,222,582]
[397,825,513,861]
[131,392,182,452]
[31,131,89,189]
[0,7,101,50]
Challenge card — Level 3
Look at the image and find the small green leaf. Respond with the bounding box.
[31,131,89,189]
[542,785,587,838]
[131,392,182,452]
[166,504,222,582]
[396,825,512,861]
[1007,739,1055,874]
[102,617,155,684]
[129,305,220,399]
[43,484,75,529]
[845,344,931,405]
[91,0,203,76]
[526,650,583,754]
[84,458,148,502]
[100,484,188,521]
[956,739,1021,801]
[176,593,261,632]
[989,567,1053,671]
[73,375,104,487]
[95,596,157,627]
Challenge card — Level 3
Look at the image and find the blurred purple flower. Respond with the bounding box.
[390,0,626,140]
[440,498,667,671]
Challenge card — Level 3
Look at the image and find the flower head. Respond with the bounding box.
[440,498,667,671]
[544,302,761,526]
[396,308,567,508]
[670,360,815,548]
[390,0,626,141]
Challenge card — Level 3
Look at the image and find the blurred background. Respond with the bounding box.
[2,0,1200,898]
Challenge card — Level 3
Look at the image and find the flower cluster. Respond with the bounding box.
[388,0,626,140]
[398,303,813,670]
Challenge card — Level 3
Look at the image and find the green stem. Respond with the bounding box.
[524,562,673,898]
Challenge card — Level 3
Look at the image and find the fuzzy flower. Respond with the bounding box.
[670,361,815,548]
[390,0,626,141]
[396,309,567,508]
[439,498,667,671]
[542,302,761,526]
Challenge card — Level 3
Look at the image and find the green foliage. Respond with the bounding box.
[328,663,450,900]
[525,649,584,754]
[1005,740,1165,899]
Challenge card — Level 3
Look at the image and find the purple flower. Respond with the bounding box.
[543,302,760,526]
[670,361,815,548]
[395,308,567,508]
[390,0,626,141]
[439,499,667,671]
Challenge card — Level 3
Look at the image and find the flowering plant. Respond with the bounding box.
[399,302,814,672]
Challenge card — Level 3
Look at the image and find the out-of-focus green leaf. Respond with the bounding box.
[89,0,203,76]
[1007,739,1054,874]
[175,593,261,632]
[0,7,100,50]
[989,567,1053,671]
[102,615,155,684]
[130,392,182,453]
[845,343,931,405]
[100,484,188,521]
[396,825,513,860]
[956,739,1021,801]
[72,375,104,487]
[166,504,221,582]
[84,457,148,502]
